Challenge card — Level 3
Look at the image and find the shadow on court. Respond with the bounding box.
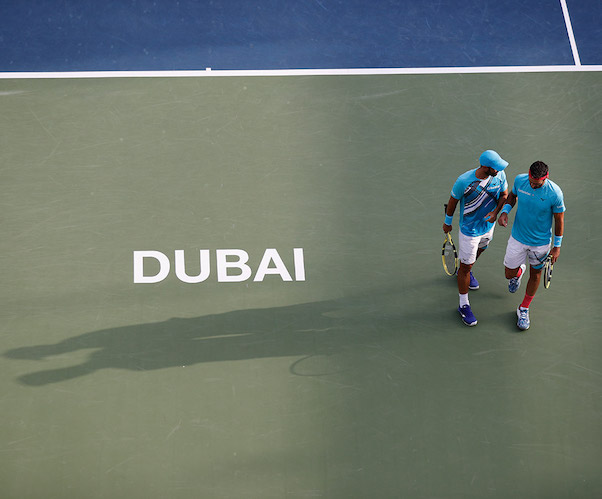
[5,275,528,387]
[4,291,414,386]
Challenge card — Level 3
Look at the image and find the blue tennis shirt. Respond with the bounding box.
[510,174,565,246]
[451,169,508,237]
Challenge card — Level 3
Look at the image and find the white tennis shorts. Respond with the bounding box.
[503,235,550,270]
[458,227,495,265]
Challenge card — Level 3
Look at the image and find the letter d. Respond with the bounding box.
[133,251,170,283]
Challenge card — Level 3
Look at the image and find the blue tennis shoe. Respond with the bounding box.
[508,264,527,293]
[458,305,478,326]
[517,307,530,330]
[469,271,479,290]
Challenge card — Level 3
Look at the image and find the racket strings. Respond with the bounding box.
[442,240,458,276]
[543,257,553,288]
[444,244,456,269]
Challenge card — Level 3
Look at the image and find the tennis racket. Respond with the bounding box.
[442,232,459,276]
[543,255,553,289]
[442,204,459,276]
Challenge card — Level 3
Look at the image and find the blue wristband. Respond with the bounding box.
[553,235,563,247]
[444,214,453,225]
[501,204,512,215]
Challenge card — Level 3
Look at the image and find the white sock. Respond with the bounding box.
[459,293,469,307]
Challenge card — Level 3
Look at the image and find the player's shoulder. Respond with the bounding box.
[451,169,475,198]
[546,179,563,194]
[457,168,477,181]
[453,168,476,187]
[546,179,565,204]
[512,173,529,190]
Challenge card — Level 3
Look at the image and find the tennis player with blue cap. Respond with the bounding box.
[443,150,509,326]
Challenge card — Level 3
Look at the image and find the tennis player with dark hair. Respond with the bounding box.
[498,161,565,330]
[443,150,509,326]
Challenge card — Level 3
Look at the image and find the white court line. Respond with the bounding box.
[0,65,601,79]
[560,0,581,66]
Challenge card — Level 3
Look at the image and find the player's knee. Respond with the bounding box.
[459,262,473,272]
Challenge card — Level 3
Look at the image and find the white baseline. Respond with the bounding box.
[1,65,602,79]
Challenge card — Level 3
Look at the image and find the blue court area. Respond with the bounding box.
[1,2,602,499]
[1,0,601,71]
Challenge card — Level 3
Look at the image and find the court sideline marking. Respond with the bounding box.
[560,0,581,66]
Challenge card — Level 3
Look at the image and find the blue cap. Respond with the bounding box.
[479,150,508,171]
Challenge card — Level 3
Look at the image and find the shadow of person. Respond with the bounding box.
[5,295,404,386]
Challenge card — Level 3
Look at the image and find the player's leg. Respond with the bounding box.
[470,227,494,290]
[516,266,542,330]
[457,262,472,294]
[525,266,543,296]
[503,236,527,293]
[457,233,479,326]
[516,244,549,330]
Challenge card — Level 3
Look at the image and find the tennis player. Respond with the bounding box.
[498,161,565,330]
[443,150,509,326]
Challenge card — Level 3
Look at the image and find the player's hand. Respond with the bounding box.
[498,213,508,227]
[550,246,560,264]
[485,211,496,223]
[443,223,452,233]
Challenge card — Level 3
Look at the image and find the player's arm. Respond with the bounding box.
[485,188,509,223]
[549,212,564,263]
[497,191,517,227]
[443,196,459,233]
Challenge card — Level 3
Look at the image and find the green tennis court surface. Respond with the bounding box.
[1,72,601,498]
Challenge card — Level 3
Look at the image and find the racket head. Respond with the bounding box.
[442,233,459,276]
[543,256,553,289]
